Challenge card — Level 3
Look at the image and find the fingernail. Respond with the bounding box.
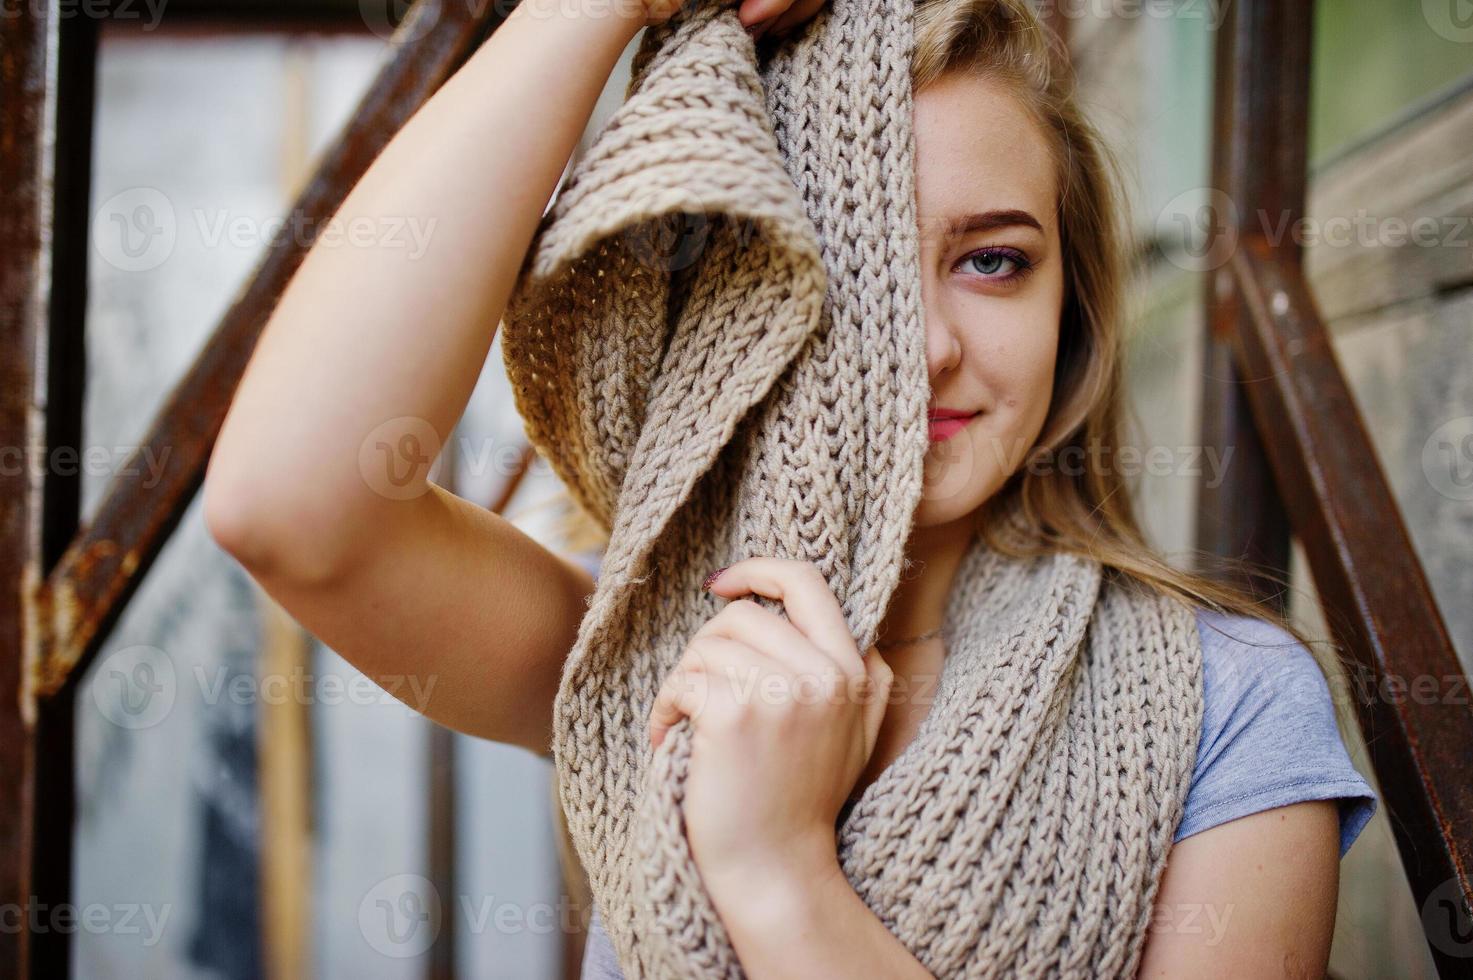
[746,17,769,37]
[701,566,729,590]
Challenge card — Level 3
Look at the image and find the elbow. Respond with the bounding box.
[203,476,348,586]
[202,476,287,575]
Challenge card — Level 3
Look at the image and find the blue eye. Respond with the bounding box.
[958,247,1034,283]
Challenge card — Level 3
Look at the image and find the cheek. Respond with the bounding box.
[959,311,1060,418]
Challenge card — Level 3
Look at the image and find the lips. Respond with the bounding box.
[927,407,979,443]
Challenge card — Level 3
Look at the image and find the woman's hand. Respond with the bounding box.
[645,0,829,38]
[736,0,830,37]
[647,557,894,891]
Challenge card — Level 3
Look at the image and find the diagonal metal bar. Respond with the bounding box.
[30,0,508,703]
[1197,0,1473,971]
[1231,237,1473,977]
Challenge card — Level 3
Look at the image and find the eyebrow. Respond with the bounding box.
[943,209,1045,238]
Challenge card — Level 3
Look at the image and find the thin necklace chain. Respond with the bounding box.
[874,625,943,649]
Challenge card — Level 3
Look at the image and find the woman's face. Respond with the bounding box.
[910,71,1066,531]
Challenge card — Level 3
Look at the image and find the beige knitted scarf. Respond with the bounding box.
[500,2,1204,976]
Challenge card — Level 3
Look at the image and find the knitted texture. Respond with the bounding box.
[500,2,1204,976]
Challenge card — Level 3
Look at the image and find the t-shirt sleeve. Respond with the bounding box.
[582,905,625,980]
[1174,609,1379,859]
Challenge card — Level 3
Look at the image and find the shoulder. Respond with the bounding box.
[1176,608,1379,859]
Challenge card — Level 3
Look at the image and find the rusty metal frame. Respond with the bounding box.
[2,2,508,976]
[1197,0,1473,974]
[2,3,98,976]
[31,1,504,702]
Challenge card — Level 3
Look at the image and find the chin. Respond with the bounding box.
[912,438,1004,529]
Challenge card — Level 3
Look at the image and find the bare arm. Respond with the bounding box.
[203,2,652,752]
[1135,800,1340,978]
[708,855,935,979]
[207,1,645,570]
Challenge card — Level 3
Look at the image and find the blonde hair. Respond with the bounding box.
[917,0,1362,714]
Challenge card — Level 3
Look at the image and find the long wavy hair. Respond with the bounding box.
[916,0,1363,719]
[543,0,1362,726]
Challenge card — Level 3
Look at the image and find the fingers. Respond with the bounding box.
[643,0,684,24]
[648,634,775,749]
[736,0,788,31]
[650,629,880,752]
[737,0,826,38]
[647,663,700,750]
[652,557,873,755]
[859,645,895,759]
[694,597,840,682]
[704,557,862,674]
[648,636,725,749]
[763,0,827,37]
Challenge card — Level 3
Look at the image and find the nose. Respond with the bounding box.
[925,309,963,380]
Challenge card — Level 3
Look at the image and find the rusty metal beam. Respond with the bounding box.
[31,1,508,702]
[0,9,52,976]
[1198,0,1473,972]
[6,2,506,973]
[1194,0,1304,607]
[1231,238,1473,976]
[1,1,98,975]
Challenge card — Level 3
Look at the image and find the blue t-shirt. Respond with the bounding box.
[573,604,1379,980]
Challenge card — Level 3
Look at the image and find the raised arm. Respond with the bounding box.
[202,2,654,753]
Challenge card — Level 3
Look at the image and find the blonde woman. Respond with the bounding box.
[205,0,1377,975]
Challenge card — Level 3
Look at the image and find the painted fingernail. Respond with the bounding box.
[701,566,729,590]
